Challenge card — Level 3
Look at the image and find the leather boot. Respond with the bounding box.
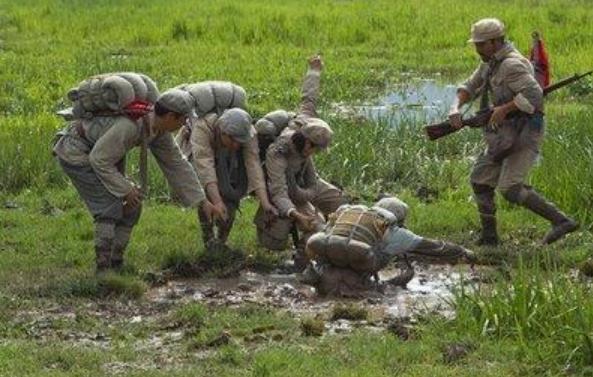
[477,213,500,246]
[95,221,115,273]
[292,252,309,273]
[111,226,133,270]
[473,184,499,246]
[95,246,112,273]
[522,190,578,244]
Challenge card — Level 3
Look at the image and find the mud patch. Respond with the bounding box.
[9,263,491,373]
[148,263,487,332]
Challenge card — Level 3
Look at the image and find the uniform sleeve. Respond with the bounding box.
[150,132,206,207]
[380,226,423,256]
[287,158,317,204]
[458,64,487,98]
[298,69,321,118]
[88,118,138,198]
[302,157,318,188]
[242,128,266,193]
[191,120,218,187]
[501,58,544,114]
[265,147,296,216]
[174,124,193,160]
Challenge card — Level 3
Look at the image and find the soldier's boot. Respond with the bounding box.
[521,189,578,244]
[94,221,115,273]
[111,226,133,270]
[198,206,215,248]
[472,183,499,246]
[216,212,236,245]
[299,263,322,286]
[477,214,499,246]
[293,251,309,273]
[293,236,311,273]
[95,246,112,273]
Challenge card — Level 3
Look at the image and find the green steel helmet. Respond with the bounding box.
[375,196,409,224]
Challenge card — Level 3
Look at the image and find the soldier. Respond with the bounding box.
[53,88,220,272]
[449,18,577,246]
[177,108,278,247]
[254,56,349,271]
[303,197,475,297]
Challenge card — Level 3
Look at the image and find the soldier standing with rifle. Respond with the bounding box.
[448,18,577,246]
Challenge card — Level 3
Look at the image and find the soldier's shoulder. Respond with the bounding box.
[267,133,292,156]
[195,113,218,131]
[501,53,532,72]
[93,115,138,136]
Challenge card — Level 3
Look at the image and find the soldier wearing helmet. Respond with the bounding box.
[302,197,475,297]
[449,18,577,246]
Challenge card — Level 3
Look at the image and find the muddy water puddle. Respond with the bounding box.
[10,263,491,373]
[148,263,487,333]
[332,78,458,126]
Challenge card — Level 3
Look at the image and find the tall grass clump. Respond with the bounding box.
[2,0,593,197]
[453,256,593,372]
[531,103,593,227]
[317,115,481,199]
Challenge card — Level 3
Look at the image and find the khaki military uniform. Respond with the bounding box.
[460,43,544,191]
[54,113,206,268]
[303,204,471,297]
[176,113,265,244]
[254,68,347,255]
[307,204,466,270]
[460,42,576,244]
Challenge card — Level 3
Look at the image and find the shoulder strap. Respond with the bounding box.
[139,115,149,195]
[480,54,510,110]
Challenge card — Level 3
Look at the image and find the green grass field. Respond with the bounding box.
[1,0,593,376]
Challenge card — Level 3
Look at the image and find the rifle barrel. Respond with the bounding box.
[544,70,593,95]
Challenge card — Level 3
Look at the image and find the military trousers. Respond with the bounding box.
[471,115,544,191]
[254,179,346,251]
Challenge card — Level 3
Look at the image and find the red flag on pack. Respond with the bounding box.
[529,31,550,88]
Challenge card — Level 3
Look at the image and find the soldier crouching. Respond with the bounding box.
[301,197,475,297]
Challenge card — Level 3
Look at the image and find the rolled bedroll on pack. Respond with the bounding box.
[254,109,295,137]
[176,81,247,116]
[254,109,297,161]
[306,232,378,273]
[64,72,159,119]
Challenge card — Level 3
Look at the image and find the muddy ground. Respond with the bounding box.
[2,262,502,374]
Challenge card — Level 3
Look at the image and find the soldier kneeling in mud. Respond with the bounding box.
[301,197,476,297]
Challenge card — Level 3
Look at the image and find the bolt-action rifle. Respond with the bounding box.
[424,70,593,141]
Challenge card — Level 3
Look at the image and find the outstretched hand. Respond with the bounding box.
[308,55,323,71]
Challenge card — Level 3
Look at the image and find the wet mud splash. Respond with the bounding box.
[148,263,486,333]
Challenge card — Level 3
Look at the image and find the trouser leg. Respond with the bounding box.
[216,206,237,244]
[95,221,115,272]
[198,205,215,248]
[472,183,499,245]
[501,184,578,244]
